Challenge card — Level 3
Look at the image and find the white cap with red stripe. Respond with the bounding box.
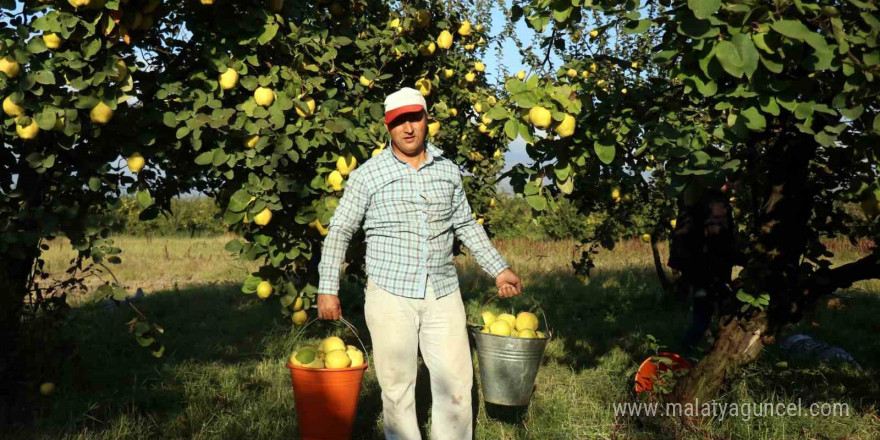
[384,87,427,124]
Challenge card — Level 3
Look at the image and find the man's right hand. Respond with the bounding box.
[317,294,342,320]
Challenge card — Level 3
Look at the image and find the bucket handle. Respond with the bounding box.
[473,292,553,340]
[293,316,372,367]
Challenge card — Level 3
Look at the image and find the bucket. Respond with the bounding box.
[470,292,551,406]
[286,362,368,440]
[285,317,370,440]
[471,328,549,406]
[634,352,691,394]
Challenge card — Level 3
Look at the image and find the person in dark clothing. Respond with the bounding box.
[668,189,741,359]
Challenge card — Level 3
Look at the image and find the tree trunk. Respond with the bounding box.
[0,251,38,425]
[672,312,768,405]
[671,132,817,406]
[1,165,43,425]
[650,234,673,294]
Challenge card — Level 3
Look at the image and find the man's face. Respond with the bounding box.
[705,202,729,236]
[385,110,427,154]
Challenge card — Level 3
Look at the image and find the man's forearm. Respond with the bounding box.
[317,226,355,295]
[456,222,509,278]
[316,167,369,295]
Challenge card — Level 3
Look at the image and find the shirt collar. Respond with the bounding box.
[387,139,442,168]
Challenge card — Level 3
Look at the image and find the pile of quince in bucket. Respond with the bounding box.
[480,310,546,338]
[289,336,365,369]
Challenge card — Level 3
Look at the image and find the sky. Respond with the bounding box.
[485,3,546,193]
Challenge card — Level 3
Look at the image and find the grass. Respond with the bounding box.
[12,236,880,439]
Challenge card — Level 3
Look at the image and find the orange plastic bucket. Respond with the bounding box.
[634,352,692,394]
[286,362,368,440]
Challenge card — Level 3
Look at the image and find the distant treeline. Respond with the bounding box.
[108,196,227,237]
[106,193,601,239]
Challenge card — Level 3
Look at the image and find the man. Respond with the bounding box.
[317,87,522,439]
[669,189,740,358]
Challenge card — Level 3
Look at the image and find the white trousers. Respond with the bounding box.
[364,276,473,440]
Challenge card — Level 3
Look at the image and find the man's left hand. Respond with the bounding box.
[495,268,522,298]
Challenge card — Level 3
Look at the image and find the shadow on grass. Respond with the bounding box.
[23,283,283,436]
[16,264,880,439]
[461,266,690,372]
[460,264,880,420]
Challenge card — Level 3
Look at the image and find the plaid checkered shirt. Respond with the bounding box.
[317,141,509,299]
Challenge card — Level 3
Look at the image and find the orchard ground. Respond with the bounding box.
[15,236,880,439]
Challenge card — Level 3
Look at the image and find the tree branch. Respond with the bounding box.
[650,234,673,292]
[806,251,880,296]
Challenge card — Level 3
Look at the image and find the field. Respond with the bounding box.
[14,236,880,439]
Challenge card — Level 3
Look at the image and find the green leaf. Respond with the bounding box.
[556,178,574,195]
[133,321,150,335]
[194,151,214,165]
[715,41,743,78]
[771,20,812,41]
[35,110,57,130]
[840,105,863,120]
[526,12,550,33]
[33,70,55,85]
[734,34,759,77]
[212,148,228,167]
[504,119,520,140]
[42,154,56,169]
[485,106,508,120]
[370,103,384,121]
[94,284,113,300]
[554,161,573,180]
[112,286,130,301]
[223,210,245,224]
[807,48,834,71]
[280,295,296,308]
[736,289,754,303]
[873,114,880,133]
[815,131,837,146]
[741,106,766,130]
[228,189,252,212]
[688,0,721,20]
[623,19,652,34]
[759,96,780,116]
[692,76,717,96]
[258,23,279,45]
[151,345,165,358]
[88,177,102,191]
[753,33,774,54]
[552,3,572,22]
[847,0,877,9]
[27,37,47,54]
[795,102,814,119]
[594,139,616,164]
[241,274,260,294]
[82,38,101,58]
[225,239,243,253]
[526,194,547,211]
[139,206,160,221]
[678,14,719,39]
[760,55,784,73]
[136,335,155,347]
[136,190,154,209]
[524,180,540,196]
[162,112,178,128]
[715,35,758,78]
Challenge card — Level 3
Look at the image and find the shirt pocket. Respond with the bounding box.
[369,174,414,224]
[423,176,457,235]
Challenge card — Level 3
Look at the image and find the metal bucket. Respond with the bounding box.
[471,328,548,406]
